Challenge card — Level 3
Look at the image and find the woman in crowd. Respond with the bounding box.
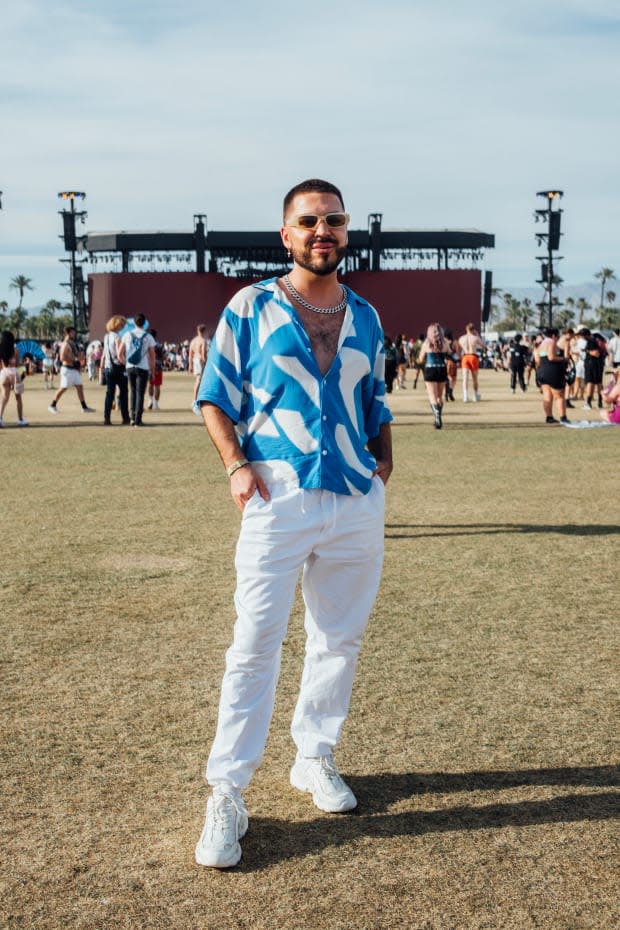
[600,369,620,424]
[0,330,28,427]
[444,328,459,401]
[535,327,568,424]
[100,315,130,426]
[418,322,451,429]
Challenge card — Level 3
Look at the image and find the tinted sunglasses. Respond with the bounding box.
[286,212,350,230]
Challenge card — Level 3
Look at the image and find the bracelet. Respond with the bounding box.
[226,458,250,478]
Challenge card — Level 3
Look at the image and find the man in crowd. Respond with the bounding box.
[118,314,156,427]
[48,326,95,415]
[194,178,393,869]
[189,324,209,415]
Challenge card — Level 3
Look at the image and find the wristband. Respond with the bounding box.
[226,458,250,478]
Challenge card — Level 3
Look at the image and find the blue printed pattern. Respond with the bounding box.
[198,278,392,495]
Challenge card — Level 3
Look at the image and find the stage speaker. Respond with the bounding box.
[482,270,492,323]
[549,212,561,250]
[62,212,76,251]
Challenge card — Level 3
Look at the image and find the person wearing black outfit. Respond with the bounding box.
[508,334,528,393]
[383,335,397,394]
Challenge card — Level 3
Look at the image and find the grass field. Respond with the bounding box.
[1,369,618,930]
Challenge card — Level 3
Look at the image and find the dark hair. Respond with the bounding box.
[544,327,559,338]
[0,330,16,365]
[64,325,75,336]
[514,333,522,342]
[135,313,146,327]
[283,179,344,219]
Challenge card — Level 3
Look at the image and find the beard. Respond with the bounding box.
[290,238,347,277]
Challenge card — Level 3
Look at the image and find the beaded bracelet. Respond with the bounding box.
[226,458,250,478]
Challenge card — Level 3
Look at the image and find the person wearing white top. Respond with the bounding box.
[118,314,156,427]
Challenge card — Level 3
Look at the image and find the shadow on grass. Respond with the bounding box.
[385,523,620,538]
[236,765,619,872]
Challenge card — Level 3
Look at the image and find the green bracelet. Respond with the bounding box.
[226,458,250,478]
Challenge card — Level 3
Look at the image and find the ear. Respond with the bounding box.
[280,224,292,252]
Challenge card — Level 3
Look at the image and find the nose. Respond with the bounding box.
[314,217,332,235]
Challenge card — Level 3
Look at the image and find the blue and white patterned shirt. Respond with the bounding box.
[197,278,392,496]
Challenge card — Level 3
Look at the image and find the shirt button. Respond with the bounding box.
[322,415,327,421]
[322,450,327,456]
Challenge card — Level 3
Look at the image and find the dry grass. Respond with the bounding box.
[1,369,618,930]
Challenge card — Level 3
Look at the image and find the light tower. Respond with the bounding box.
[58,191,88,332]
[534,190,563,328]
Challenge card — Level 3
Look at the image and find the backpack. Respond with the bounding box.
[127,331,146,365]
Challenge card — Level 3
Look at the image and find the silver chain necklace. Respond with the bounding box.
[283,274,347,315]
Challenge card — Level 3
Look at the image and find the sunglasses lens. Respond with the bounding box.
[297,215,319,229]
[326,213,347,227]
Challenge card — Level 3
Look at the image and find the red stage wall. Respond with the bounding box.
[88,270,481,342]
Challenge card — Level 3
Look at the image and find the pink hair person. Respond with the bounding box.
[426,323,444,353]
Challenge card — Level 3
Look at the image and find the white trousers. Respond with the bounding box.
[206,479,385,790]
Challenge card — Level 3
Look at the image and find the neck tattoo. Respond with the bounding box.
[283,275,347,315]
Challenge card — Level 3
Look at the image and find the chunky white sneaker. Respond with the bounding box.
[82,406,95,413]
[17,418,29,427]
[195,790,248,869]
[48,405,58,414]
[192,400,201,417]
[290,755,357,813]
[474,392,481,402]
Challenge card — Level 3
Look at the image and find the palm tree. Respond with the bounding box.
[576,298,591,325]
[9,274,34,310]
[521,298,533,331]
[0,299,8,329]
[9,307,28,338]
[594,267,615,311]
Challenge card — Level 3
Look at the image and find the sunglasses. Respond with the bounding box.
[286,212,350,230]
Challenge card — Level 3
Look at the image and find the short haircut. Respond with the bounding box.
[197,324,206,334]
[65,325,75,335]
[283,179,344,219]
[135,313,146,327]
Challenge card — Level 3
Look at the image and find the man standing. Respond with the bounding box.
[458,322,485,402]
[48,326,95,415]
[118,314,156,427]
[194,179,393,869]
[508,333,528,393]
[188,324,209,415]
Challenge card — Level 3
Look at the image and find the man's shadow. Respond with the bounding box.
[236,765,619,872]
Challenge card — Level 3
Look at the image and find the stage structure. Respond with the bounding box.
[65,212,494,340]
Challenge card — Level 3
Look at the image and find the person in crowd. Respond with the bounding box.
[189,324,209,415]
[411,333,425,389]
[100,315,130,426]
[384,335,397,394]
[607,328,620,369]
[42,342,56,389]
[395,334,408,389]
[418,322,451,429]
[444,328,459,401]
[600,369,620,423]
[0,330,28,427]
[557,329,576,408]
[458,322,484,402]
[86,340,102,381]
[508,333,528,393]
[147,329,165,411]
[534,327,568,424]
[118,314,156,427]
[48,326,95,415]
[194,178,392,870]
[582,328,603,410]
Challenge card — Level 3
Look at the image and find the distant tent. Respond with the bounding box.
[17,340,45,361]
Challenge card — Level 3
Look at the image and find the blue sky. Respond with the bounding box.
[1,0,619,307]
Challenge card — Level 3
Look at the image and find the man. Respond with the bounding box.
[48,326,95,415]
[508,333,528,393]
[147,329,164,411]
[188,324,209,415]
[458,322,485,402]
[194,178,393,869]
[118,314,156,427]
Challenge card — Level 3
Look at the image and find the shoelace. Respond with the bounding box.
[211,794,242,837]
[319,756,344,785]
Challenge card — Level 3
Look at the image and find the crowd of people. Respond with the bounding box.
[1,322,619,429]
[384,325,620,427]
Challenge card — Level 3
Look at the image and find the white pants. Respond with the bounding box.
[206,479,385,790]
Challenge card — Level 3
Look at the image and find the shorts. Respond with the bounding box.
[42,359,54,371]
[193,358,204,377]
[60,366,83,389]
[461,354,479,372]
[150,370,163,387]
[0,367,24,393]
